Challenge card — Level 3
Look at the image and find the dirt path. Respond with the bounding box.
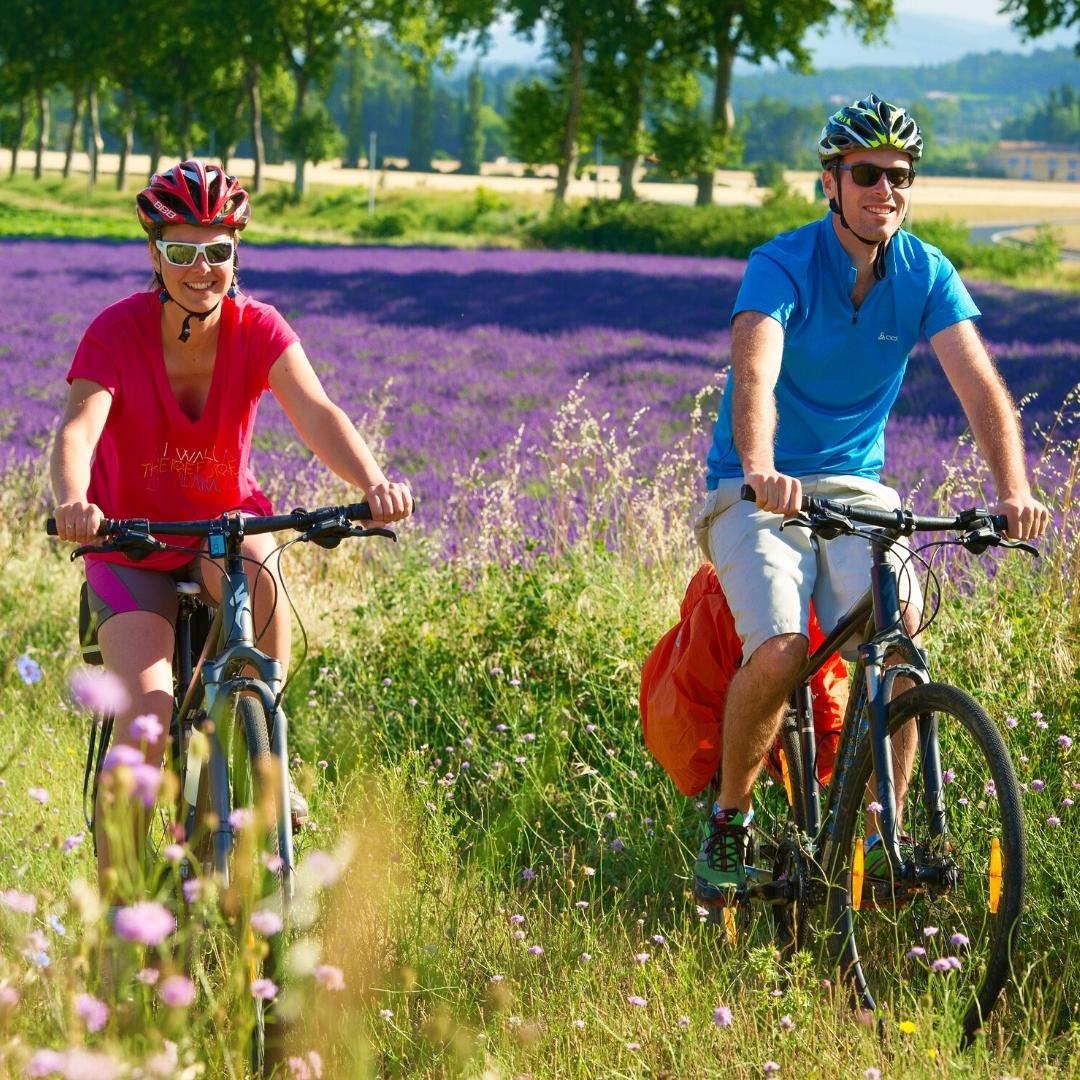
[7,148,1080,227]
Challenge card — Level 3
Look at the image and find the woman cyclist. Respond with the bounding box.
[50,160,412,893]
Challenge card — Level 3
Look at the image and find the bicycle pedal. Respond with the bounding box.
[746,878,796,904]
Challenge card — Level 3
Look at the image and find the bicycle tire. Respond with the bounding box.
[826,682,1026,1041]
[219,695,280,1078]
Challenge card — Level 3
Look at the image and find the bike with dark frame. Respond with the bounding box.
[720,485,1036,1043]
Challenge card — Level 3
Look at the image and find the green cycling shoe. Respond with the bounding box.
[693,806,753,906]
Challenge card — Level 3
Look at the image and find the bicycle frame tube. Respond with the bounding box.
[176,527,296,902]
[860,538,932,872]
[794,592,873,841]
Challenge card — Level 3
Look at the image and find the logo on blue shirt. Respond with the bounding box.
[877,331,899,341]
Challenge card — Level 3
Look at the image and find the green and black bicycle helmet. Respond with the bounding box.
[818,93,923,280]
[818,93,923,164]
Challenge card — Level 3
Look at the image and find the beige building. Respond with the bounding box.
[995,140,1080,182]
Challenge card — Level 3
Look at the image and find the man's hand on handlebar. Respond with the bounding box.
[743,471,803,517]
[51,500,105,545]
[365,479,413,524]
[994,492,1049,542]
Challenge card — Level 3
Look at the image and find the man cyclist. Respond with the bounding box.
[690,94,1049,906]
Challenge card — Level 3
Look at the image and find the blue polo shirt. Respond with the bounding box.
[706,214,980,485]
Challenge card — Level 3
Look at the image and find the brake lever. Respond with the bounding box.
[70,531,168,562]
[999,538,1040,557]
[958,528,1039,558]
[780,507,852,541]
[301,523,397,549]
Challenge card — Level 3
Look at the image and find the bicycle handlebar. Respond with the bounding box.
[738,484,1008,535]
[45,502,374,539]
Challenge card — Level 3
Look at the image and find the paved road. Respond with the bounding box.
[969,221,1080,261]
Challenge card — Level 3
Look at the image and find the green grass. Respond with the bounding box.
[0,174,546,250]
[1,391,1078,1077]
[3,174,1080,291]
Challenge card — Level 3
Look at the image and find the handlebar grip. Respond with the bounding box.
[344,502,372,521]
[740,484,756,503]
[45,517,121,537]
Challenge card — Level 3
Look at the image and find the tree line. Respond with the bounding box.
[1,0,1073,205]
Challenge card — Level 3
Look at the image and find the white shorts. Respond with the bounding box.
[692,475,923,662]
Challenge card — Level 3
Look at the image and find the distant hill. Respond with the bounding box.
[731,46,1079,110]
[730,47,1080,149]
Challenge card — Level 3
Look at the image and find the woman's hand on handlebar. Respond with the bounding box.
[365,479,413,524]
[994,491,1050,542]
[743,471,803,517]
[51,500,105,545]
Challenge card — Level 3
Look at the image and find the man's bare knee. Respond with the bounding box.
[744,633,808,687]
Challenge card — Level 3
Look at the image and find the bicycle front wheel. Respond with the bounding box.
[221,695,281,1077]
[827,682,1026,1041]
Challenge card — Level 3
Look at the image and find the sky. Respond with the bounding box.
[457,1,1077,70]
[898,0,1020,21]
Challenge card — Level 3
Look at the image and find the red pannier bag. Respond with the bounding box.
[639,564,847,797]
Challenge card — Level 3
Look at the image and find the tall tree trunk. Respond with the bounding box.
[8,97,27,179]
[618,156,637,201]
[116,126,133,190]
[116,90,134,191]
[554,27,585,206]
[617,70,645,202]
[246,64,265,193]
[343,45,363,169]
[63,90,83,178]
[148,136,162,182]
[179,101,193,161]
[86,82,104,191]
[34,88,49,179]
[695,39,735,207]
[220,93,245,174]
[408,66,434,173]
[292,79,308,199]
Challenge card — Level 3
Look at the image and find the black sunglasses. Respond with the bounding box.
[834,163,916,189]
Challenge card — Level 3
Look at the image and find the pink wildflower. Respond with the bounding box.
[252,978,278,1001]
[314,965,345,991]
[113,902,175,946]
[75,993,109,1033]
[250,910,283,936]
[159,975,195,1008]
[130,714,164,744]
[70,668,131,715]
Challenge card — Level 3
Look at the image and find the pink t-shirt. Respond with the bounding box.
[67,290,299,570]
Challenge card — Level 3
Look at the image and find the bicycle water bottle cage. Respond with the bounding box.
[72,523,167,563]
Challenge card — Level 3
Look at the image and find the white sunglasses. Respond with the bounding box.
[155,238,235,267]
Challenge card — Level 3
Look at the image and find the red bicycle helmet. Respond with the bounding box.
[136,160,250,234]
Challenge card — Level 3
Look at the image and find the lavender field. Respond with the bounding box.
[2,238,1079,1077]
[5,239,1078,530]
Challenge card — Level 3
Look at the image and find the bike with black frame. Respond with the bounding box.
[728,485,1037,1043]
[51,502,396,1076]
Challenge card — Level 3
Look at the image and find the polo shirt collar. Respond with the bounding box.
[822,211,898,281]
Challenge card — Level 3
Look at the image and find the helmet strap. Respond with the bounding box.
[829,165,889,281]
[158,287,223,344]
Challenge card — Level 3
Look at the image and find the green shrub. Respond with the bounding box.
[751,159,787,190]
[355,207,418,238]
[527,188,819,259]
[914,216,1062,278]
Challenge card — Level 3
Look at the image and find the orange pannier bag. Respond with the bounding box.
[639,564,848,797]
